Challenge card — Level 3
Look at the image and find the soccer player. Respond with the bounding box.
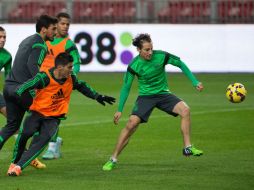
[7,52,115,176]
[0,15,58,169]
[0,26,12,117]
[102,33,204,171]
[41,12,82,160]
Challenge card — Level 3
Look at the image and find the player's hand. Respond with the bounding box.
[113,112,122,125]
[96,95,116,106]
[196,82,204,92]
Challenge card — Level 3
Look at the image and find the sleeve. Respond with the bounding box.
[16,72,49,96]
[27,43,47,77]
[71,74,99,99]
[66,40,81,74]
[4,56,12,79]
[167,55,199,87]
[117,68,135,112]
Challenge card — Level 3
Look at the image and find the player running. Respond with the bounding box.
[8,52,115,176]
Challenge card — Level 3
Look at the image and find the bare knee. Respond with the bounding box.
[173,101,191,118]
[180,106,190,118]
[125,116,140,132]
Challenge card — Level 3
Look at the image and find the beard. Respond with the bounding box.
[45,35,54,42]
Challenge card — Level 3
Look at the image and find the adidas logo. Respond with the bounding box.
[51,89,64,99]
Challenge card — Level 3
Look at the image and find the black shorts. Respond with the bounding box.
[131,94,182,123]
[0,93,6,109]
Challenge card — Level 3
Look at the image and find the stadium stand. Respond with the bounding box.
[158,1,211,23]
[218,0,254,23]
[72,1,136,23]
[8,1,66,23]
[3,0,254,24]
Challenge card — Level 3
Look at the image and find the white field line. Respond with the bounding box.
[60,107,254,127]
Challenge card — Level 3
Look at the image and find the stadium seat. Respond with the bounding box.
[8,1,66,23]
[158,1,210,23]
[7,0,254,24]
[217,0,254,23]
[72,1,136,23]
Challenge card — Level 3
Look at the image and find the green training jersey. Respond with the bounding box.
[117,50,200,112]
[48,37,81,74]
[0,47,12,78]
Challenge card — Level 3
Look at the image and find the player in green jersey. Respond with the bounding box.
[103,33,204,171]
[0,26,12,117]
[42,12,82,160]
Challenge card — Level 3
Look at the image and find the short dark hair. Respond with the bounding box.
[55,52,73,67]
[36,15,58,33]
[56,12,71,20]
[0,26,5,32]
[132,33,152,49]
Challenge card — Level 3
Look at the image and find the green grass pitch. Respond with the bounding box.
[0,73,253,190]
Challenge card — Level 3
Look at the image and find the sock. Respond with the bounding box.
[110,157,117,163]
[185,145,192,148]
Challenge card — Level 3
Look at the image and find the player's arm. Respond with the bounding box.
[4,56,12,79]
[71,74,115,105]
[117,67,135,112]
[167,53,200,87]
[66,40,81,74]
[27,43,47,77]
[16,72,49,96]
[113,68,135,125]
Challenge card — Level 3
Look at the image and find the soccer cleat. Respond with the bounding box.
[8,165,22,176]
[54,137,63,159]
[7,163,16,175]
[183,145,203,156]
[102,160,116,171]
[42,137,62,160]
[30,158,46,169]
[42,149,61,160]
[42,150,55,160]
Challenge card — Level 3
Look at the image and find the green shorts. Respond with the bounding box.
[131,94,182,123]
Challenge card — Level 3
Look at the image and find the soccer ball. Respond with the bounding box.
[226,83,247,103]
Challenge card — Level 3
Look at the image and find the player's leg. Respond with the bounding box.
[103,115,141,171]
[7,112,40,175]
[0,84,30,149]
[8,116,59,176]
[0,96,26,150]
[171,98,203,156]
[113,115,141,158]
[103,96,155,171]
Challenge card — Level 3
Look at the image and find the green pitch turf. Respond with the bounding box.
[0,73,253,190]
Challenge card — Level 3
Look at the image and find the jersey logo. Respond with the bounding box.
[49,49,54,55]
[51,89,64,99]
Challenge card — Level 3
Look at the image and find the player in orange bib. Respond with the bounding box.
[7,52,115,176]
[41,12,82,160]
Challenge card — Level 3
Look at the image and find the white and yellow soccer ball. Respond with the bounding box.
[226,83,247,103]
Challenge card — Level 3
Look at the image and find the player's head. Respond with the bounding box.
[0,26,6,49]
[133,33,153,60]
[36,14,58,41]
[55,52,73,78]
[56,12,71,37]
